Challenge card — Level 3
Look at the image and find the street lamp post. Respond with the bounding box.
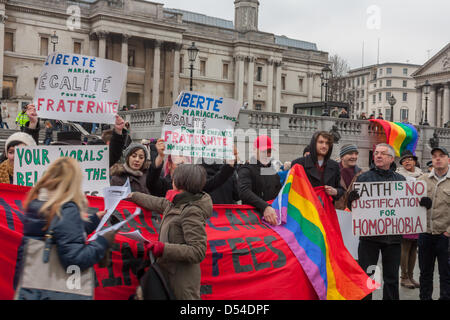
[388,94,397,122]
[187,42,199,91]
[50,31,58,53]
[422,80,431,126]
[321,66,332,116]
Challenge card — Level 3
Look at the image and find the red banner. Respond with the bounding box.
[0,184,317,300]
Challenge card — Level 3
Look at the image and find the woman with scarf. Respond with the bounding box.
[110,143,151,193]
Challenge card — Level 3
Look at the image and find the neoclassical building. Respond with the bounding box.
[332,63,420,123]
[0,0,329,120]
[412,42,450,128]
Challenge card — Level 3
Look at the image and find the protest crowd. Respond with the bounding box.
[1,91,449,301]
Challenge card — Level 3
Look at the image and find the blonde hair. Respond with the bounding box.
[24,157,88,230]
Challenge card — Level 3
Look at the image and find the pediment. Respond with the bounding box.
[412,43,450,78]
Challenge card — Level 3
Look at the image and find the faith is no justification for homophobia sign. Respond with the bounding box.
[351,180,427,236]
[33,52,127,124]
[162,91,241,160]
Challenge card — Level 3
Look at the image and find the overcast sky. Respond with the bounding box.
[158,0,449,69]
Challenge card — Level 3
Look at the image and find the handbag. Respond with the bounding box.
[14,217,94,300]
[136,252,176,300]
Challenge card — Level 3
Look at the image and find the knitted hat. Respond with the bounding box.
[5,132,36,154]
[339,144,358,158]
[399,150,418,165]
[124,143,149,161]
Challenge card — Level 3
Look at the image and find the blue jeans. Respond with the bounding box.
[418,233,450,300]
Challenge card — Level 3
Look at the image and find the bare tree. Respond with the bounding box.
[328,54,350,102]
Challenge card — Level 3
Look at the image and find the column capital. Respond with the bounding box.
[122,34,131,43]
[174,42,183,51]
[154,39,163,49]
[0,14,7,24]
[246,56,256,63]
[234,54,246,62]
[267,58,275,66]
[96,30,109,39]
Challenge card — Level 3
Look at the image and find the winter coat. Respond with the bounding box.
[202,163,239,204]
[356,162,406,244]
[238,158,282,214]
[291,132,345,202]
[418,166,450,235]
[146,162,235,198]
[15,200,109,299]
[110,161,150,193]
[335,165,363,210]
[131,191,213,300]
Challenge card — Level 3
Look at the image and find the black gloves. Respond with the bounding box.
[419,197,432,210]
[346,190,361,210]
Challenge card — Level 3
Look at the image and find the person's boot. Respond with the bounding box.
[400,277,415,289]
[408,273,420,288]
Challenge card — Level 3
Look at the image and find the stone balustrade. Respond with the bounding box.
[119,108,450,169]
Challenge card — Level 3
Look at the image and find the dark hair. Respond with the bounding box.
[101,129,113,144]
[172,164,206,194]
[316,131,334,146]
[303,145,311,156]
[6,140,24,151]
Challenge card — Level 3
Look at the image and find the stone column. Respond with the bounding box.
[443,84,450,127]
[0,14,6,99]
[266,59,274,112]
[428,86,436,127]
[437,88,443,127]
[152,40,162,108]
[307,72,314,102]
[415,86,422,125]
[89,33,98,57]
[98,31,108,59]
[172,43,182,101]
[274,60,282,113]
[120,34,130,108]
[237,55,245,106]
[143,40,152,108]
[247,56,254,110]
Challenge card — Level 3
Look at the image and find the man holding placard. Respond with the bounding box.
[347,143,430,300]
[417,147,450,300]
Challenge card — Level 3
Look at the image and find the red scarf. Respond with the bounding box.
[165,189,182,202]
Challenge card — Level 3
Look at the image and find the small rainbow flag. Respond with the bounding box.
[369,119,419,157]
[270,164,379,300]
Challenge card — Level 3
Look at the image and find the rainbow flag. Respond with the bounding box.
[369,119,419,157]
[270,164,379,300]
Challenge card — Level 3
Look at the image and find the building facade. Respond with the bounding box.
[0,0,329,125]
[333,63,420,123]
[412,43,450,128]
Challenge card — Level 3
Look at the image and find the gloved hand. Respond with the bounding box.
[98,248,112,268]
[101,229,118,247]
[347,190,361,210]
[145,241,165,258]
[419,197,432,210]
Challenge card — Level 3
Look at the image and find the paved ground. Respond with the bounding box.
[372,255,441,300]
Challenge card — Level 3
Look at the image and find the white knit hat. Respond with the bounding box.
[4,132,37,154]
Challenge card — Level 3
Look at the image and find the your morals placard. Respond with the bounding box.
[13,145,110,196]
[351,181,427,236]
[33,53,127,124]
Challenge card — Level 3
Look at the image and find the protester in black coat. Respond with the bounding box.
[291,131,345,202]
[238,135,282,225]
[347,143,407,301]
[202,162,239,204]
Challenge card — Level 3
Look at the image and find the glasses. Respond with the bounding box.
[402,158,414,162]
[374,151,392,157]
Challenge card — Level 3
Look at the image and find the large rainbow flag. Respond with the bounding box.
[369,119,419,157]
[269,164,379,300]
